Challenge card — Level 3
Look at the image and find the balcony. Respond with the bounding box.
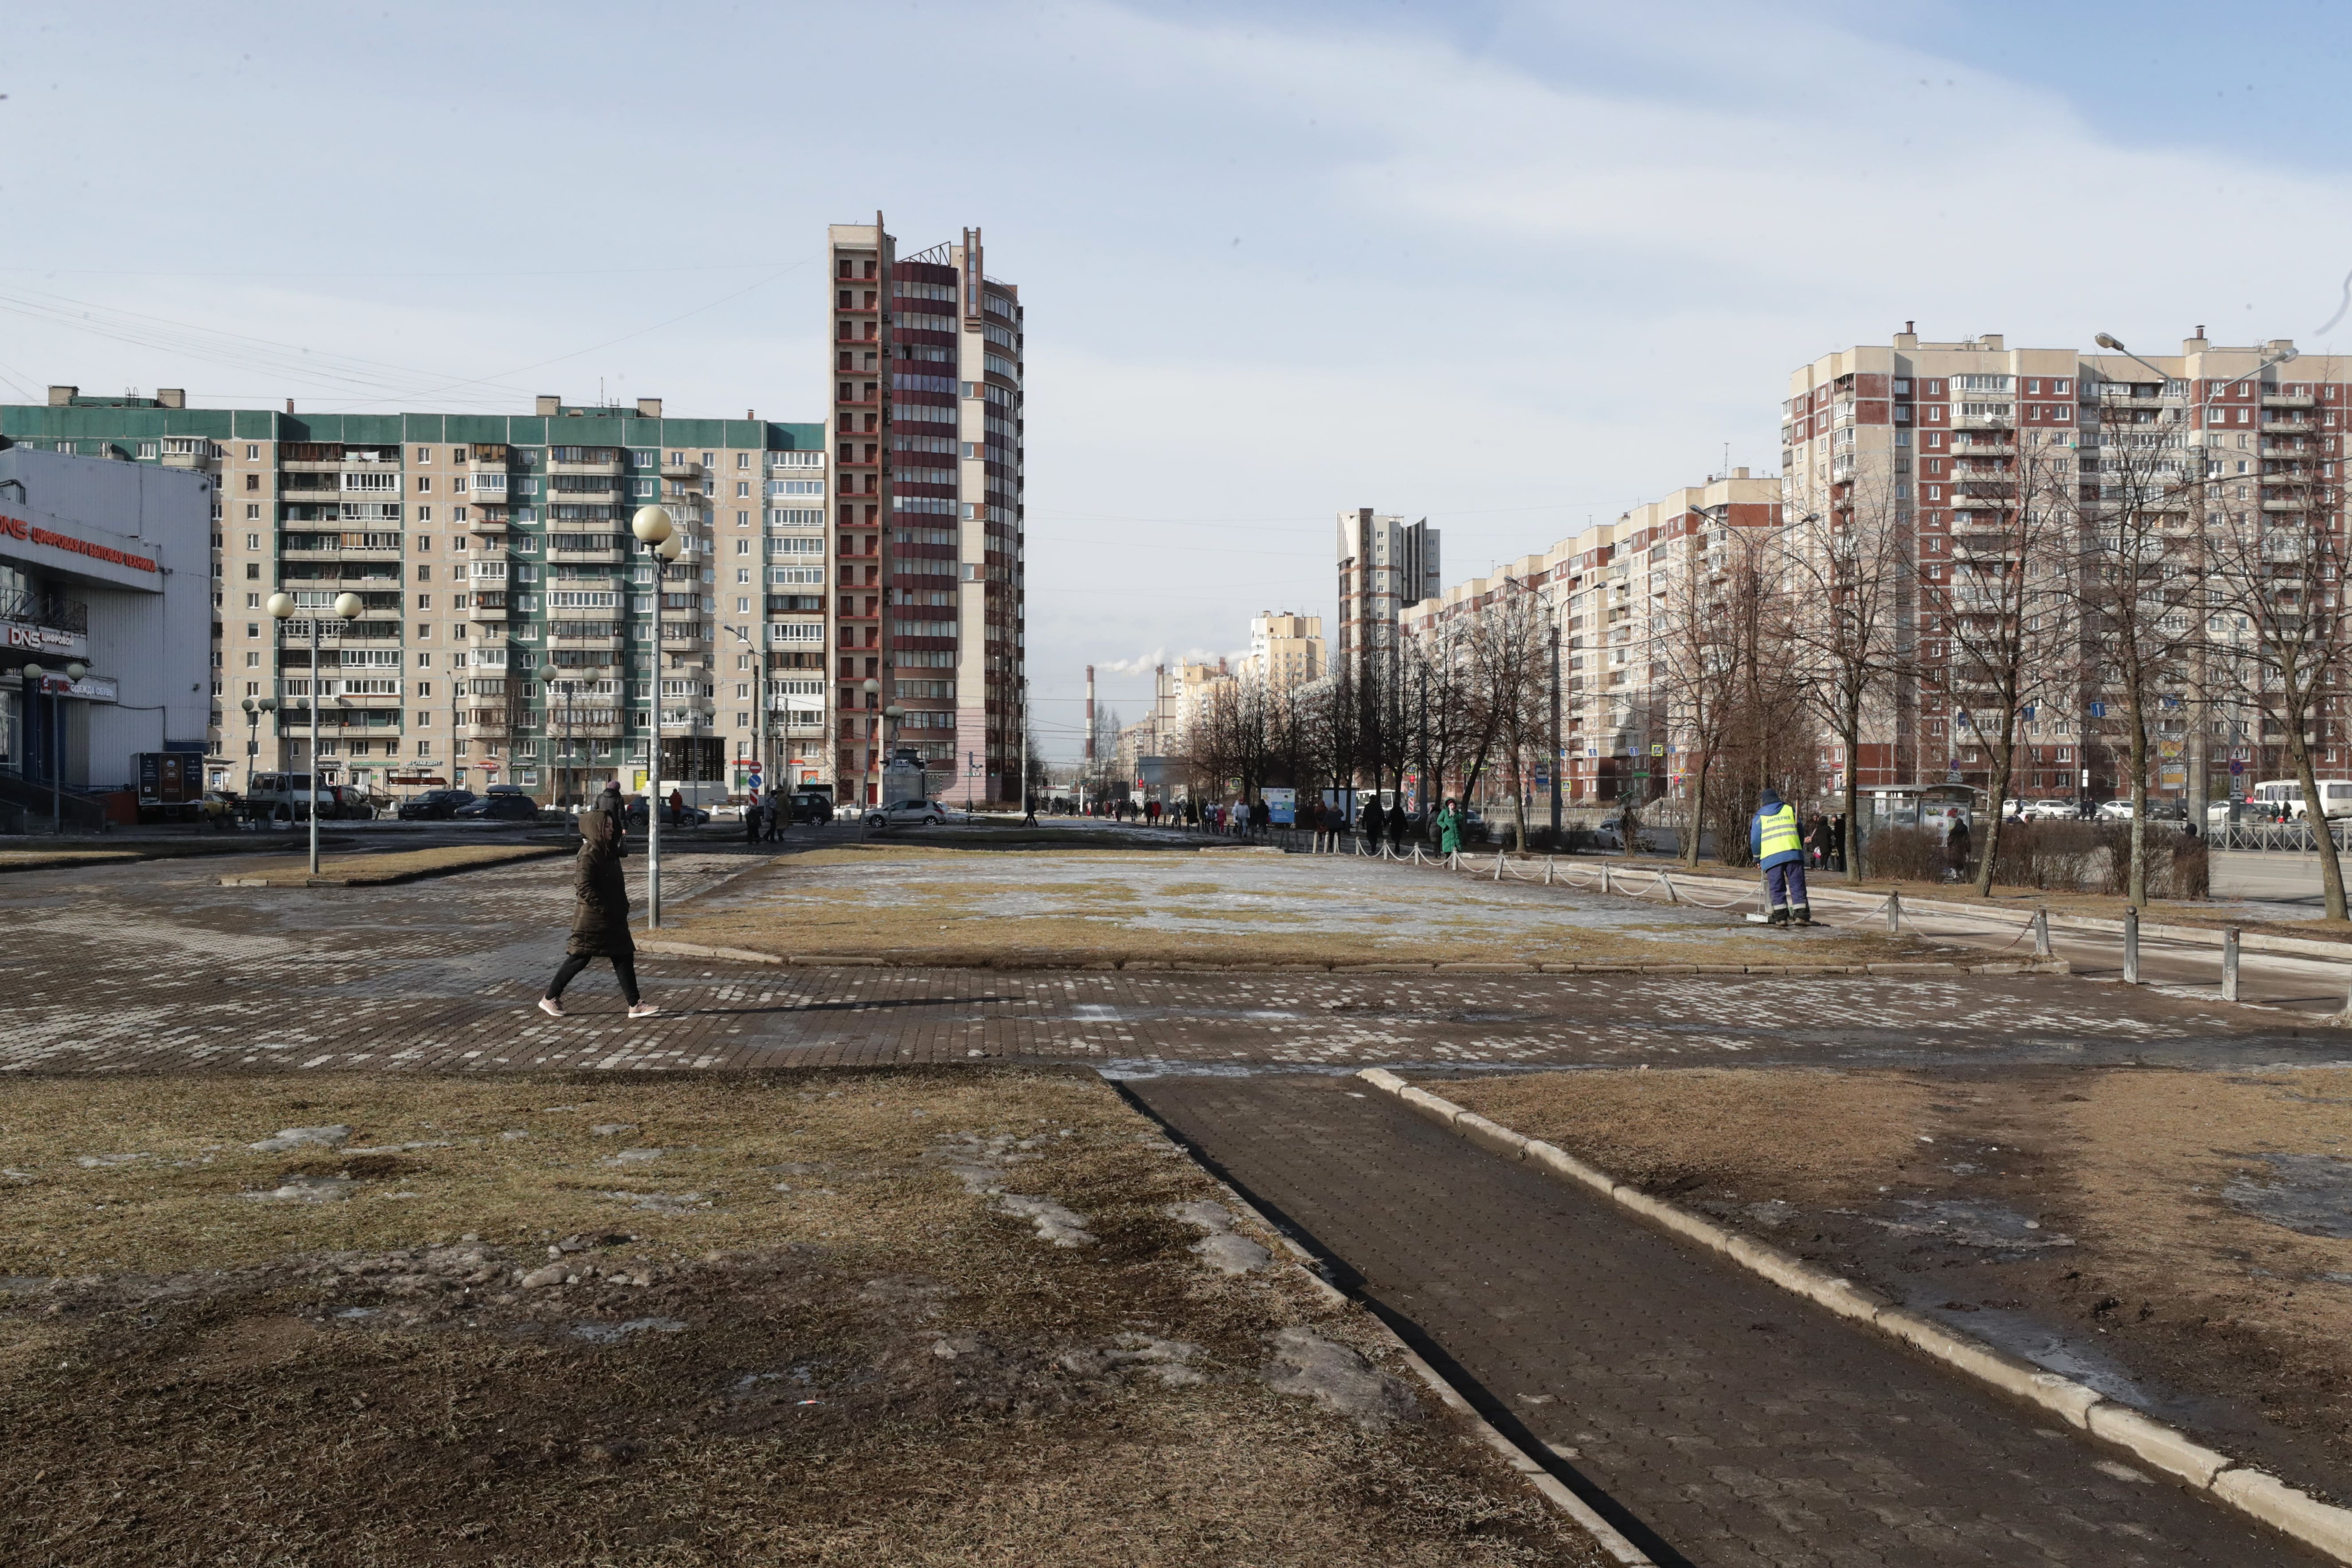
[549,457,624,477]
[279,458,346,474]
[1954,413,2016,431]
[469,600,509,623]
[660,623,712,650]
[2264,418,2315,435]
[462,509,508,534]
[160,449,217,471]
[2263,394,2316,410]
[1950,440,2016,457]
[548,544,626,564]
[2263,498,2311,512]
[547,626,627,648]
[2094,395,2172,410]
[548,482,621,505]
[660,460,702,481]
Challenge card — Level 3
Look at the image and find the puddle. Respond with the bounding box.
[568,1317,686,1344]
[2223,1153,2352,1239]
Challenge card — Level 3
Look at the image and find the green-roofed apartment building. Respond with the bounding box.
[1,388,831,806]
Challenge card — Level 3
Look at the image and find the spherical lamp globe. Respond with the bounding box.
[267,592,295,618]
[631,505,674,545]
[332,592,364,620]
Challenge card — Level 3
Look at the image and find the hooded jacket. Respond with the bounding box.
[1749,788,1805,870]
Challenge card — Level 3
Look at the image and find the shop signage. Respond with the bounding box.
[3,621,87,656]
[0,514,158,574]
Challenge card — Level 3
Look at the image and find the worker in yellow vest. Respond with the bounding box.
[1749,786,1812,926]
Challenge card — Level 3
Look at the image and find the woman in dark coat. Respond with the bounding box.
[541,784,655,1018]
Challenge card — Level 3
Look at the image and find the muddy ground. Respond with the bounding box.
[1437,1064,2352,1507]
[669,845,1919,970]
[0,1067,1601,1567]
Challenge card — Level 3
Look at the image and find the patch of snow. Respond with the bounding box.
[598,1147,664,1167]
[996,1194,1094,1247]
[568,1317,685,1343]
[238,1174,355,1203]
[1262,1328,1416,1424]
[246,1125,352,1155]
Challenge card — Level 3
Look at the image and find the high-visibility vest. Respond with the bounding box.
[1758,803,1802,859]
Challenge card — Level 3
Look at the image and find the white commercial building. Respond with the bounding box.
[0,446,212,824]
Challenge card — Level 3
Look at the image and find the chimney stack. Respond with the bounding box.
[47,386,76,406]
[1084,666,1097,764]
[285,398,295,414]
[156,388,185,409]
[635,397,663,418]
[536,395,561,416]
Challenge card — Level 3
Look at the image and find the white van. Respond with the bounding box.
[2247,778,2352,821]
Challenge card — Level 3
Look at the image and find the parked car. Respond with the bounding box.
[624,797,711,828]
[789,790,834,825]
[398,788,477,821]
[2020,798,2079,821]
[867,797,949,829]
[242,773,360,821]
[454,793,541,823]
[199,791,239,829]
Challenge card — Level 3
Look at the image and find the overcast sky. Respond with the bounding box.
[8,0,2352,758]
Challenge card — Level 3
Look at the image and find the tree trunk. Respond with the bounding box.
[1684,755,1710,869]
[1974,718,2016,897]
[2286,712,2350,922]
[1841,699,1864,879]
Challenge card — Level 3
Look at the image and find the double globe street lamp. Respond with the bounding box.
[16,659,88,833]
[268,590,364,876]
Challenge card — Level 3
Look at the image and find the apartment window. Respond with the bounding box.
[416,505,432,521]
[245,504,261,520]
[417,594,431,609]
[737,510,751,527]
[246,623,260,637]
[702,452,715,466]
[736,452,750,469]
[416,564,431,581]
[416,447,433,462]
[1892,379,1909,395]
[2054,380,2070,394]
[245,593,260,608]
[245,651,260,668]
[245,533,261,550]
[737,537,752,555]
[245,444,261,460]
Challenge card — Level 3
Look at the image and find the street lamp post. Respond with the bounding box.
[270,590,363,876]
[862,676,880,809]
[631,505,678,927]
[537,663,572,805]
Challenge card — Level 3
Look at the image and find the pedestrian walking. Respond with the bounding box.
[541,784,657,1018]
[743,792,764,845]
[1946,815,1971,882]
[1828,813,1848,873]
[765,786,786,843]
[1804,813,1830,870]
[1749,786,1811,927]
[668,786,685,826]
[1436,797,1464,857]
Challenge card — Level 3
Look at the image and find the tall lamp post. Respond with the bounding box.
[862,676,880,809]
[537,663,574,804]
[631,504,678,926]
[269,590,363,875]
[16,659,86,833]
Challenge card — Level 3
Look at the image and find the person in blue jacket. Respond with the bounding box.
[1750,786,1812,926]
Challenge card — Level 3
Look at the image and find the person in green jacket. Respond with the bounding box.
[1435,797,1464,856]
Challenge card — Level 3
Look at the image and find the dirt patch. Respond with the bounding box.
[667,846,1913,970]
[219,843,567,887]
[0,1068,1602,1566]
[1436,1063,2352,1505]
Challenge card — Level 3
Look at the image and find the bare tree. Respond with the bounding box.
[2204,465,2352,920]
[1778,461,1912,873]
[1460,576,1552,851]
[2068,376,2211,905]
[1919,434,2075,894]
[1653,518,1758,866]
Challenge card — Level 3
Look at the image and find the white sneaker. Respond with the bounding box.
[538,997,566,1018]
[627,1003,660,1019]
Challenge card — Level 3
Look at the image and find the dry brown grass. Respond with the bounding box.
[0,849,141,870]
[1440,1064,2352,1490]
[669,846,1905,969]
[219,842,564,887]
[0,1069,1601,1567]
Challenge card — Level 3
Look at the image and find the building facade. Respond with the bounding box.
[831,217,1026,806]
[1403,470,1782,806]
[0,445,213,819]
[1249,610,1324,690]
[1336,509,1439,676]
[1,389,826,803]
[1782,327,2350,803]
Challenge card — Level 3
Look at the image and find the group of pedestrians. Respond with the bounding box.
[741,786,791,845]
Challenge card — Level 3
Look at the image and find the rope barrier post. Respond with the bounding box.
[2123,904,2140,985]
[1600,862,1612,896]
[1662,873,1679,904]
[1493,849,1505,882]
[1544,856,1554,886]
[1885,888,1901,935]
[2222,926,2240,1002]
[2032,907,2050,958]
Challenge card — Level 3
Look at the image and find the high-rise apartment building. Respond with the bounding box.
[830,217,1026,806]
[1336,509,1439,676]
[1402,471,1782,805]
[1783,327,2350,802]
[1248,610,1324,689]
[1,388,826,802]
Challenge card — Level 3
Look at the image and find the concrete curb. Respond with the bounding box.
[630,939,2069,979]
[218,846,569,888]
[1354,1067,2352,1565]
[1152,1125,1656,1566]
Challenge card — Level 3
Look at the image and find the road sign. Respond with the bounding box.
[2229,757,2245,777]
[1649,743,1665,757]
[2088,701,2107,719]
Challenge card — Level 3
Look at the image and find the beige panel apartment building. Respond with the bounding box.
[1782,326,2350,805]
[1403,471,1782,806]
[1249,610,1324,689]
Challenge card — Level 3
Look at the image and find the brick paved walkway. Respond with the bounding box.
[1126,1074,2327,1568]
[5,857,2347,1075]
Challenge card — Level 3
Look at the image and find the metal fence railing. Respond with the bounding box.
[2213,819,2352,853]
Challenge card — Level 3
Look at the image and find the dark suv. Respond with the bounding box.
[398,789,477,820]
[790,791,834,825]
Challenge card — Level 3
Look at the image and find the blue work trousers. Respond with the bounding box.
[1764,859,1809,912]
